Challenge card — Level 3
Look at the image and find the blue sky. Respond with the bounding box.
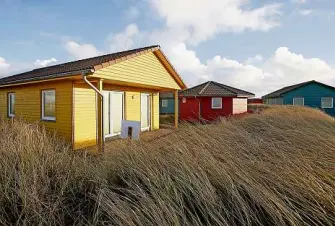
[1,0,335,96]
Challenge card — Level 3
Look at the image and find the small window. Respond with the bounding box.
[321,97,333,109]
[293,97,304,106]
[162,99,168,107]
[8,93,15,117]
[42,90,56,121]
[268,98,283,105]
[212,97,222,109]
[182,98,186,103]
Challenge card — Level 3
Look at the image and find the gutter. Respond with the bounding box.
[82,72,105,149]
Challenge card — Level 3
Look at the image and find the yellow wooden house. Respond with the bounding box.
[0,46,186,149]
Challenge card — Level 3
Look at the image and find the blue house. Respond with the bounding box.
[160,92,175,114]
[262,80,335,116]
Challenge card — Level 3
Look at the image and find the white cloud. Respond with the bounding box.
[0,58,35,78]
[175,47,335,97]
[292,0,307,4]
[0,57,10,70]
[125,6,140,20]
[107,24,144,52]
[245,55,263,64]
[149,0,281,44]
[65,41,102,60]
[0,57,10,78]
[300,9,313,15]
[34,58,57,67]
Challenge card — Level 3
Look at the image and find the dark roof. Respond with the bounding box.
[0,45,160,86]
[179,81,255,97]
[262,80,335,99]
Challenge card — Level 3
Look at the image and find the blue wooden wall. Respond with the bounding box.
[283,83,335,116]
[160,98,175,114]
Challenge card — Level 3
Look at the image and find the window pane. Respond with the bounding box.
[9,94,15,115]
[268,98,283,105]
[293,97,304,106]
[162,100,168,107]
[212,98,222,108]
[321,97,333,109]
[43,90,55,119]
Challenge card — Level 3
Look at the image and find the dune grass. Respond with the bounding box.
[0,106,334,225]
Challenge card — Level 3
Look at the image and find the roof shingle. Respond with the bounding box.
[262,80,335,99]
[179,81,254,97]
[0,45,160,86]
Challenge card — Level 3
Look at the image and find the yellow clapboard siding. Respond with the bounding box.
[0,81,73,140]
[73,83,97,150]
[152,93,160,130]
[93,52,180,90]
[125,91,141,121]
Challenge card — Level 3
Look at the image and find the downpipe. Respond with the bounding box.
[82,72,105,149]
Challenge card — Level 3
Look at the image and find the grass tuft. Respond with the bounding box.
[0,106,334,225]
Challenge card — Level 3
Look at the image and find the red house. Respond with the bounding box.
[248,98,263,104]
[179,81,255,121]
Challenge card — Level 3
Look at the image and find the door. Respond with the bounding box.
[103,91,111,137]
[103,91,124,137]
[141,93,151,131]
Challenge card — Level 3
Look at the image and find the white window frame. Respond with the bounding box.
[293,97,304,106]
[8,93,15,117]
[212,97,222,109]
[321,97,333,109]
[161,99,169,107]
[42,89,56,121]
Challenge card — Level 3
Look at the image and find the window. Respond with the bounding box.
[212,97,222,109]
[293,97,304,106]
[268,98,283,105]
[182,98,186,103]
[321,97,333,109]
[8,93,15,117]
[42,90,56,121]
[162,99,168,107]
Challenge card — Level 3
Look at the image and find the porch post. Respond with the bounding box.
[174,90,179,128]
[97,79,104,146]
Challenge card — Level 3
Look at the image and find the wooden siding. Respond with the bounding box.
[0,80,72,140]
[160,98,175,114]
[125,91,141,121]
[233,98,248,114]
[152,93,159,129]
[179,97,234,122]
[200,97,233,120]
[179,97,200,121]
[282,83,335,116]
[73,83,97,150]
[93,52,181,90]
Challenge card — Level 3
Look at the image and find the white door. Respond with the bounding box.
[141,93,150,131]
[103,91,124,137]
[103,91,111,137]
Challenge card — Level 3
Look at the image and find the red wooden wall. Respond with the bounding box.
[179,97,200,121]
[200,97,233,120]
[179,97,234,121]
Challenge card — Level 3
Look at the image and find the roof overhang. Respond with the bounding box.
[237,94,255,98]
[0,45,187,90]
[0,70,92,88]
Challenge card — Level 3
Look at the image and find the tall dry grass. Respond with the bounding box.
[0,106,334,226]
